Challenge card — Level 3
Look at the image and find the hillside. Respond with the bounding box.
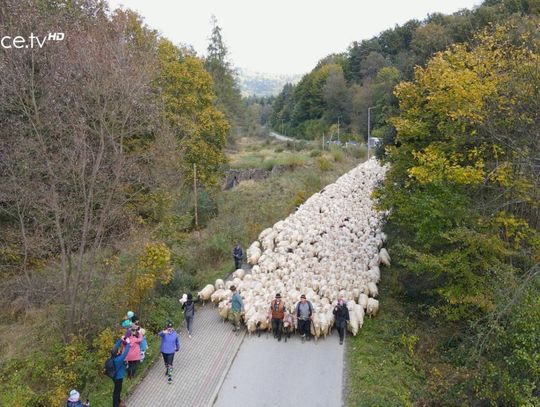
[237,68,302,97]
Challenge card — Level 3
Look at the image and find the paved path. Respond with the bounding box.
[213,332,345,407]
[269,131,298,142]
[126,304,245,407]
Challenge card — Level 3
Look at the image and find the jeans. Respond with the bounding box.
[185,315,193,334]
[112,378,123,407]
[162,352,175,367]
[336,321,347,341]
[234,257,241,270]
[298,318,311,337]
[271,318,283,339]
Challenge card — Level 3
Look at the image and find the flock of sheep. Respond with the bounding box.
[198,159,390,340]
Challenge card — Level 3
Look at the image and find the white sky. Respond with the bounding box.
[107,0,483,75]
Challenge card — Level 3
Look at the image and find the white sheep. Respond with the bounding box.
[366,298,379,317]
[198,284,215,304]
[379,248,391,266]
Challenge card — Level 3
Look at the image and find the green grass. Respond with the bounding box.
[346,284,426,407]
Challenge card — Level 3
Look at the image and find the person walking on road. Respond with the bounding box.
[269,293,287,341]
[333,297,350,345]
[232,242,243,270]
[182,293,197,338]
[229,285,244,332]
[111,336,131,407]
[159,321,180,383]
[295,294,313,343]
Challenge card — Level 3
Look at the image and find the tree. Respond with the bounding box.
[380,18,540,404]
[204,15,243,124]
[156,39,230,188]
[0,0,159,332]
[323,64,350,124]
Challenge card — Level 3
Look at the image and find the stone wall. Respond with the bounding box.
[222,165,291,190]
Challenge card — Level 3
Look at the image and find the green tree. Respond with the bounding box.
[156,39,230,187]
[204,15,243,124]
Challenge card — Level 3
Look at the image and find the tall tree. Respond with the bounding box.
[204,15,243,124]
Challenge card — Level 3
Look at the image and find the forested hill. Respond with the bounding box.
[269,0,540,143]
[237,68,302,97]
[268,0,540,405]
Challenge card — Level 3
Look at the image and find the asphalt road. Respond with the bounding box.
[213,331,345,407]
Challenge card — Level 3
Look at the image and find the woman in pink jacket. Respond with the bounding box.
[125,326,144,379]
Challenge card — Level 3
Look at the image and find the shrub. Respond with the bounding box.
[285,155,305,169]
[316,156,333,171]
[292,190,307,208]
[262,159,277,170]
[310,149,322,157]
[330,146,344,162]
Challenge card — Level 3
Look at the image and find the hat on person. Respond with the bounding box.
[127,311,134,319]
[275,293,281,298]
[187,293,193,300]
[166,321,173,328]
[68,390,80,402]
[300,294,306,299]
[230,285,236,291]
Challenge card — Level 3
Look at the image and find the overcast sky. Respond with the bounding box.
[107,0,483,75]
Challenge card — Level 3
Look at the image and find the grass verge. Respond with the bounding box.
[345,272,426,407]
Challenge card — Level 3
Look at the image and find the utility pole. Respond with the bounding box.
[337,116,341,144]
[367,106,378,160]
[193,163,198,231]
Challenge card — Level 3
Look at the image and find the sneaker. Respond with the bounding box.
[301,335,305,343]
[189,334,192,339]
[340,340,343,345]
[232,327,237,332]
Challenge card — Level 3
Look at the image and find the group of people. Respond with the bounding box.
[231,243,351,344]
[68,242,347,406]
[229,291,351,345]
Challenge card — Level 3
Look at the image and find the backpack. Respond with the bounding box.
[104,353,117,379]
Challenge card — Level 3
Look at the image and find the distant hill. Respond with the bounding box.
[236,68,302,97]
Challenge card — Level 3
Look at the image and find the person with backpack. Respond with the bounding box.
[181,293,198,338]
[109,336,131,407]
[66,389,90,407]
[232,242,243,270]
[268,293,287,341]
[333,297,350,345]
[159,321,180,383]
[295,294,313,343]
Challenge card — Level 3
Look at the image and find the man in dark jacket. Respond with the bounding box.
[333,297,350,345]
[182,293,197,338]
[295,294,313,343]
[232,242,243,270]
